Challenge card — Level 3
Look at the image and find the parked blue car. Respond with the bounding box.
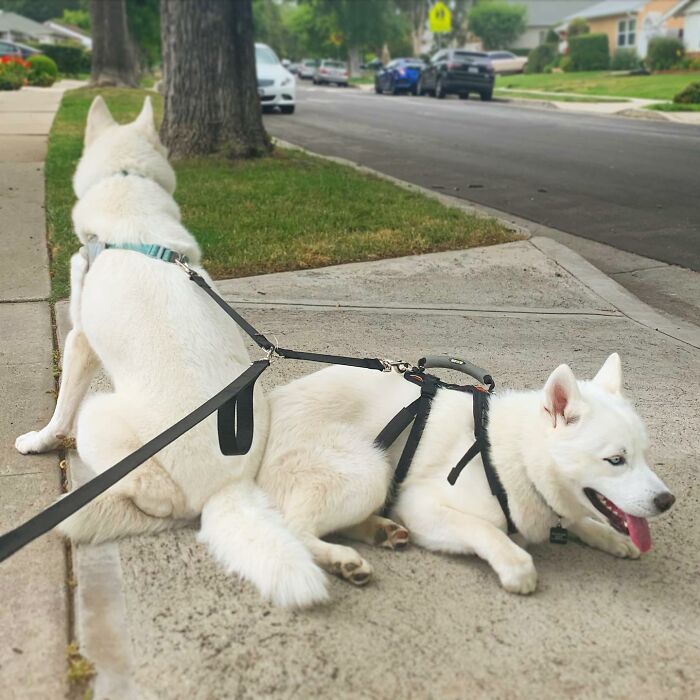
[374,58,425,95]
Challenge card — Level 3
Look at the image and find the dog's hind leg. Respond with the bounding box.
[339,515,409,550]
[16,254,99,454]
[300,534,373,586]
[58,393,190,544]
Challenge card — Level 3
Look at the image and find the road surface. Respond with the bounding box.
[264,83,700,271]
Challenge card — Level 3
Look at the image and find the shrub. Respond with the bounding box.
[611,48,640,71]
[569,33,609,71]
[646,37,684,71]
[559,55,573,72]
[525,43,557,73]
[38,43,91,75]
[28,54,58,86]
[568,17,590,38]
[674,82,700,104]
[0,55,29,91]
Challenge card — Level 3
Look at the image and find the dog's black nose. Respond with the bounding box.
[654,492,675,513]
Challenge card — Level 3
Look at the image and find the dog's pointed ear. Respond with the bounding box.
[134,96,157,139]
[85,96,115,147]
[593,353,622,394]
[543,364,581,428]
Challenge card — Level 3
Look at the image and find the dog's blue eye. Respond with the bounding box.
[605,456,626,466]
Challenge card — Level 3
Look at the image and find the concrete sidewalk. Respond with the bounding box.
[60,240,699,700]
[0,82,81,700]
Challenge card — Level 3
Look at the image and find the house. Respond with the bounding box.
[0,10,90,47]
[558,1,685,57]
[0,10,54,43]
[665,0,700,54]
[43,21,92,49]
[504,1,592,49]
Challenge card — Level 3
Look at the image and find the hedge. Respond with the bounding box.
[525,43,557,73]
[28,54,58,86]
[569,33,609,71]
[38,43,91,75]
[610,48,639,71]
[646,37,684,71]
[674,82,700,104]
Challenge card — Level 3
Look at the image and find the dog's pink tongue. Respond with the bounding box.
[626,514,652,553]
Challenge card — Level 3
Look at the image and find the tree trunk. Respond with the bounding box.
[90,0,138,87]
[347,46,362,77]
[160,0,270,159]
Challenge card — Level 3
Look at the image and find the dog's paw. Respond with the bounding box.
[15,430,61,455]
[498,555,538,595]
[340,558,373,586]
[600,531,641,559]
[376,521,410,550]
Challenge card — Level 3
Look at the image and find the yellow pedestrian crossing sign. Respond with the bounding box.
[429,1,452,33]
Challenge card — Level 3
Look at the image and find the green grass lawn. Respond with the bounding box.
[646,102,700,111]
[498,71,700,100]
[494,89,629,103]
[46,87,516,299]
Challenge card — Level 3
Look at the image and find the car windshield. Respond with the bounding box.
[256,46,279,66]
[324,61,345,68]
[303,59,317,66]
[455,51,488,60]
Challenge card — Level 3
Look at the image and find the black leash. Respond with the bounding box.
[0,361,268,563]
[0,264,399,563]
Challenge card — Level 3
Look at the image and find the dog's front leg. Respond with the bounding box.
[407,504,537,594]
[15,329,98,454]
[568,517,640,559]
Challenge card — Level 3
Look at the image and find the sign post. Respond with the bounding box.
[429,1,452,50]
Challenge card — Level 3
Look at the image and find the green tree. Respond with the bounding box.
[0,0,82,22]
[567,17,590,38]
[468,1,527,50]
[127,0,160,69]
[306,0,401,75]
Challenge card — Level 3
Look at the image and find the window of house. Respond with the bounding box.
[617,18,636,47]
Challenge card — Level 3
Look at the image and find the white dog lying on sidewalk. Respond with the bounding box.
[257,353,675,594]
[15,96,327,608]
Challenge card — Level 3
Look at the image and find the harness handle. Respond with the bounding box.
[418,355,494,391]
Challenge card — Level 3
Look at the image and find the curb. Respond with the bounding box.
[530,237,700,350]
[273,138,699,351]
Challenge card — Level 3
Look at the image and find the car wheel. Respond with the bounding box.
[435,76,446,99]
[459,92,469,100]
[480,90,493,101]
[375,79,382,94]
[280,105,295,114]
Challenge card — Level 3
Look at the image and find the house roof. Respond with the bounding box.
[561,0,645,22]
[664,0,700,18]
[0,10,53,39]
[504,1,593,27]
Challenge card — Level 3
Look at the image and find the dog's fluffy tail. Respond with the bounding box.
[57,493,183,544]
[198,481,328,608]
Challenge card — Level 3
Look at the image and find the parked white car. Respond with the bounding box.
[297,58,318,79]
[255,43,296,114]
[486,50,528,75]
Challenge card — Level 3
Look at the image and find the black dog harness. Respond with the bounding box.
[375,361,517,534]
[0,252,515,562]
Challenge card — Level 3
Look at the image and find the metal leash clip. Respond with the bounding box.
[381,359,417,373]
[174,256,195,276]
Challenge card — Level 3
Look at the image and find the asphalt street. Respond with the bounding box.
[264,83,700,271]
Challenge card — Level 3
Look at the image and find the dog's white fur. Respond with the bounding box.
[15,96,328,608]
[257,353,674,594]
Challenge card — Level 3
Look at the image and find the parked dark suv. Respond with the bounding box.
[418,49,495,101]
